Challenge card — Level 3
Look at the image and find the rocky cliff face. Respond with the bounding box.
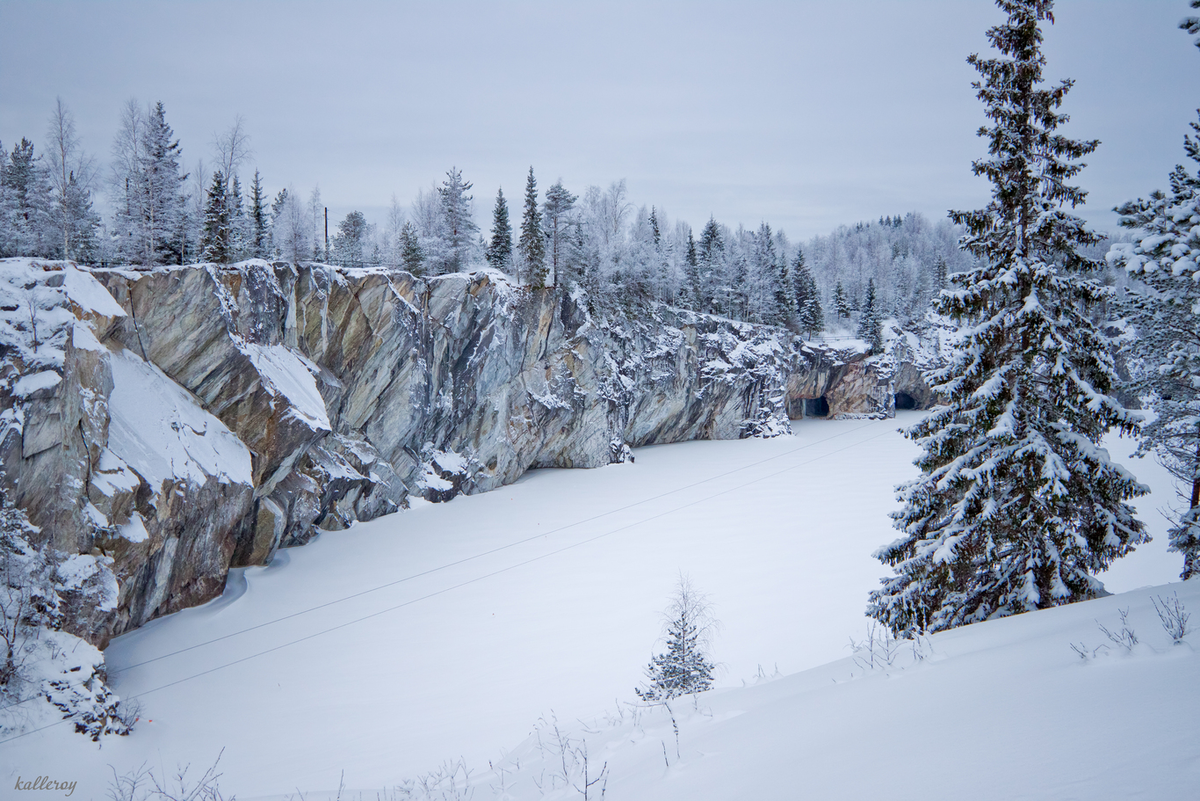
[0,259,925,646]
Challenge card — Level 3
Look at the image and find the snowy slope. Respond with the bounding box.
[0,413,1188,799]
[460,581,1199,801]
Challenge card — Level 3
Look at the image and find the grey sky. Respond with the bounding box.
[1,0,1197,241]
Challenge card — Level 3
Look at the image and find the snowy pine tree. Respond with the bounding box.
[228,174,247,261]
[0,138,54,258]
[856,277,882,353]
[635,575,717,703]
[141,102,187,265]
[696,218,723,313]
[200,170,230,263]
[868,0,1148,635]
[399,220,425,276]
[833,280,851,319]
[486,187,513,273]
[793,250,824,338]
[1109,30,1200,579]
[799,272,824,339]
[248,169,270,259]
[683,228,700,309]
[519,167,546,288]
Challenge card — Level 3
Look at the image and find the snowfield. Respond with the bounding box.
[1,413,1193,800]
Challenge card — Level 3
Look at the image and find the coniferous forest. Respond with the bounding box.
[0,101,974,341]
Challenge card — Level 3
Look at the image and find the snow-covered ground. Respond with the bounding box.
[1,413,1192,799]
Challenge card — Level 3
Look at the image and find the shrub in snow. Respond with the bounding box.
[1152,592,1191,644]
[107,750,231,801]
[868,0,1147,635]
[1096,607,1139,654]
[0,484,128,740]
[636,575,717,703]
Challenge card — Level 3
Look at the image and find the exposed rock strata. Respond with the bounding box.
[0,259,929,646]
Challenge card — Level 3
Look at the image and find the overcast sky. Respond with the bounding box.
[2,0,1198,241]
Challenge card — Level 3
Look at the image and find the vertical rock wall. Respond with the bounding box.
[1,259,918,645]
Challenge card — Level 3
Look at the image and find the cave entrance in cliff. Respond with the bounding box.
[895,392,917,411]
[804,396,830,418]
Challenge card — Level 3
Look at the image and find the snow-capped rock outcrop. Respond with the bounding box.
[1,259,926,645]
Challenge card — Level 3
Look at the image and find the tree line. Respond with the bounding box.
[2,100,970,348]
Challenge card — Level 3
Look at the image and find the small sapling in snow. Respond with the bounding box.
[635,574,718,703]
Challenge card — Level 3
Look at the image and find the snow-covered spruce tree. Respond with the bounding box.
[486,186,513,273]
[778,251,799,327]
[833,280,851,320]
[856,277,883,353]
[1107,12,1200,580]
[141,102,188,265]
[635,575,717,703]
[799,274,825,339]
[683,228,700,309]
[793,252,825,339]
[0,138,54,258]
[695,217,723,313]
[248,169,270,259]
[200,170,230,264]
[868,0,1147,635]
[399,220,425,276]
[519,167,546,288]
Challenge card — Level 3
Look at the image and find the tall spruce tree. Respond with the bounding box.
[696,217,723,313]
[519,167,546,288]
[868,0,1147,635]
[792,248,811,315]
[793,250,824,337]
[0,138,53,258]
[399,220,425,276]
[200,170,230,263]
[778,253,799,326]
[142,102,187,265]
[228,174,247,261]
[249,169,269,259]
[856,278,882,353]
[1107,9,1200,580]
[799,271,824,339]
[833,280,851,319]
[486,187,513,273]
[683,228,700,309]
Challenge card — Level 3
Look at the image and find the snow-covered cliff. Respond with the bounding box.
[0,259,920,646]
